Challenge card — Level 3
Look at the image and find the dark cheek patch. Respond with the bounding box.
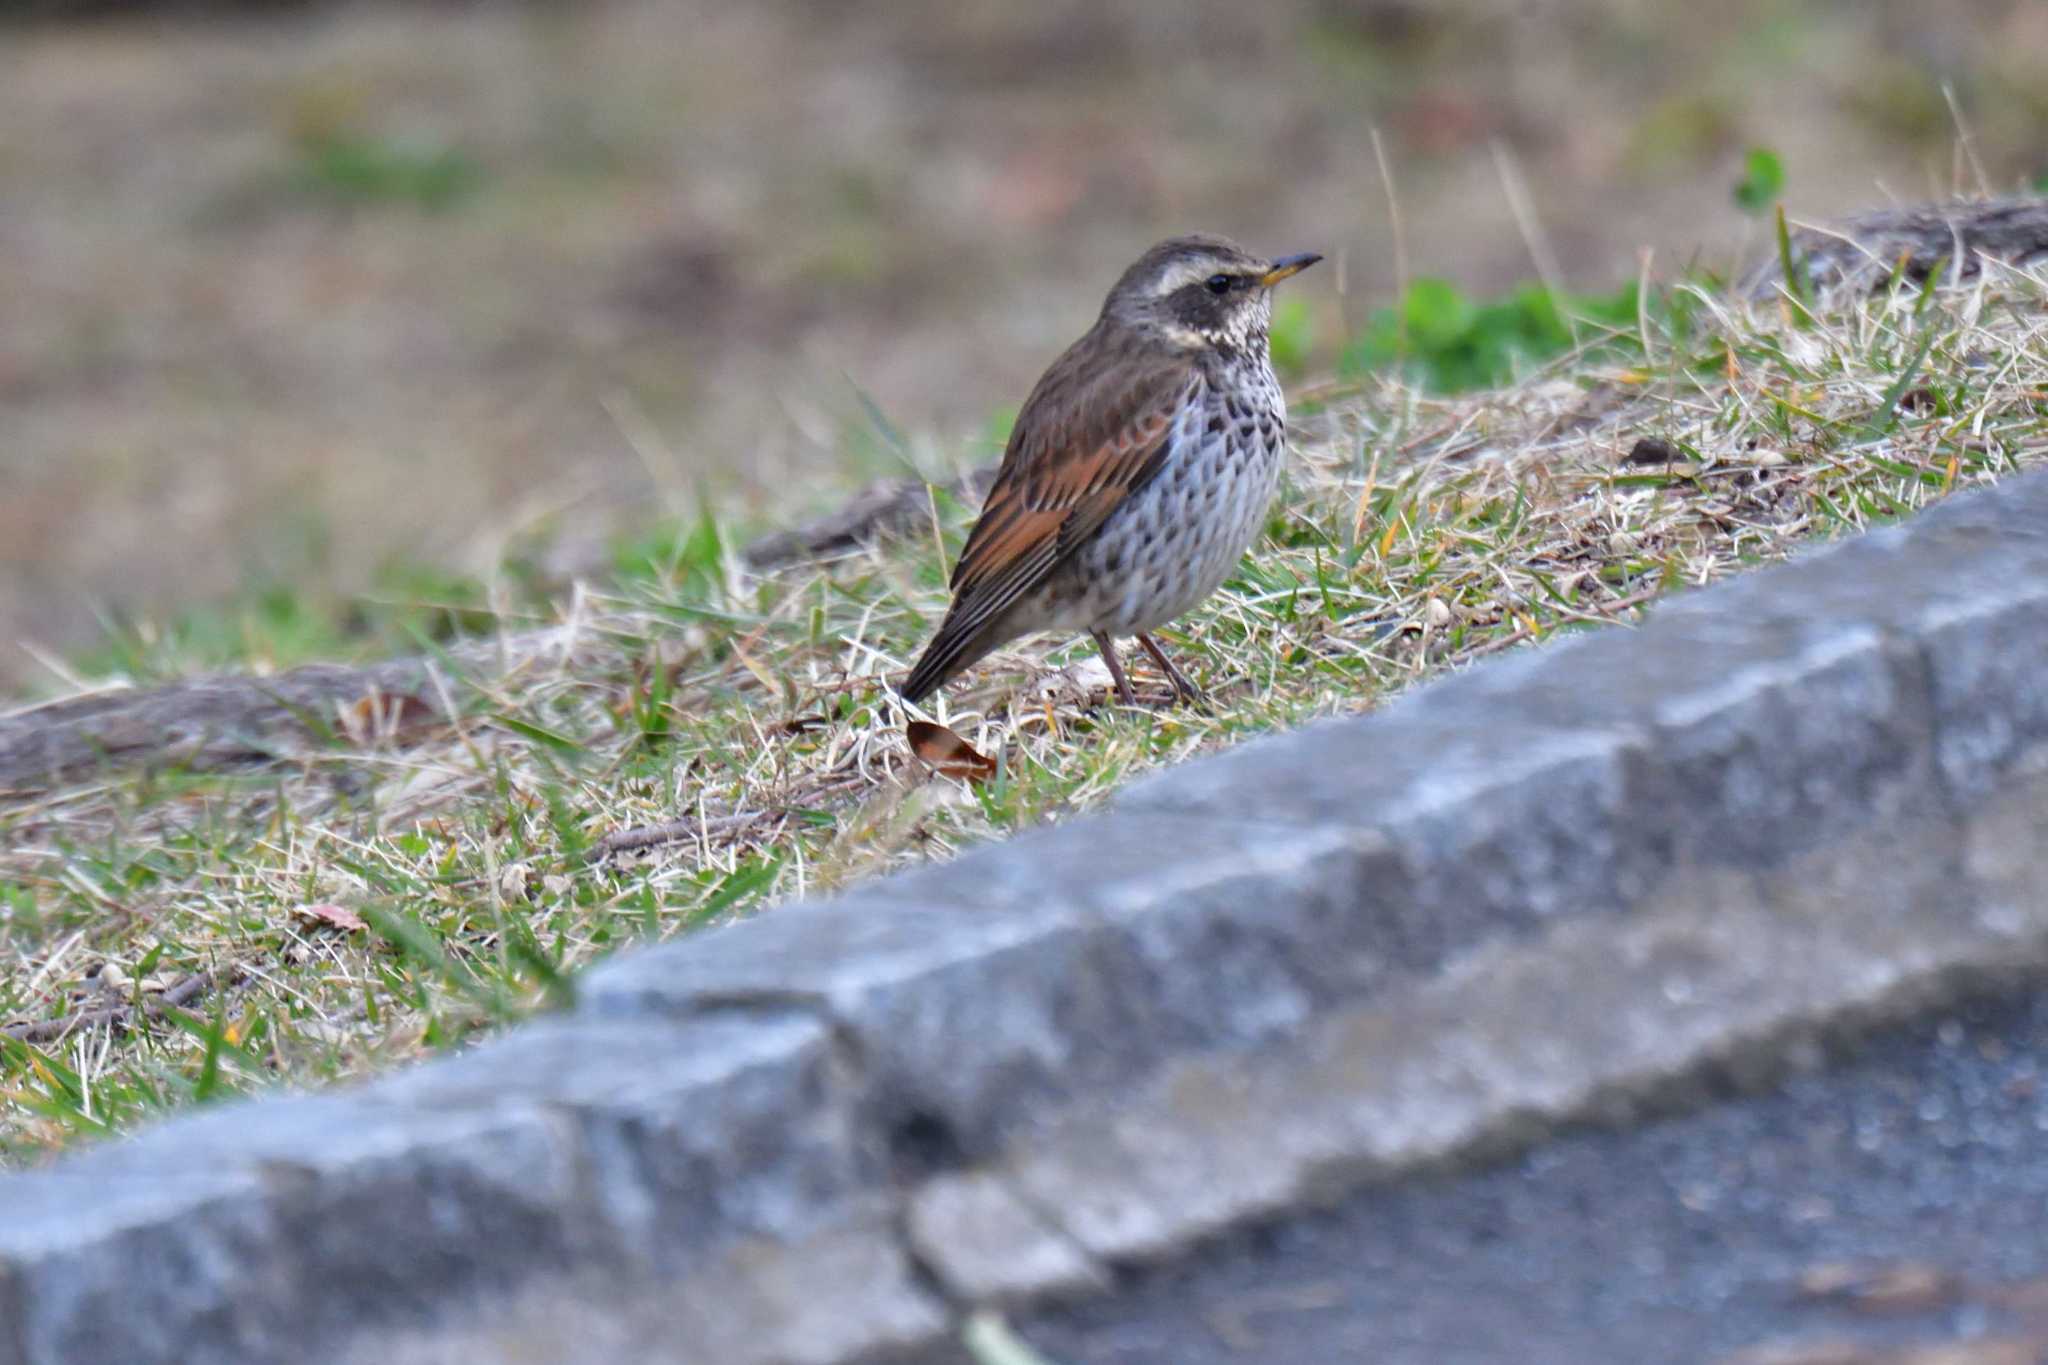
[1173,287,1225,331]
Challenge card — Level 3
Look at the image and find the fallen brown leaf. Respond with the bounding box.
[906,720,997,783]
[1622,435,1681,466]
[338,688,440,747]
[294,902,368,933]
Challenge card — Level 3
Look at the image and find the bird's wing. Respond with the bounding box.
[938,343,1200,651]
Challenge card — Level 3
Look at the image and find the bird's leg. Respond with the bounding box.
[1137,632,1208,708]
[1090,629,1137,706]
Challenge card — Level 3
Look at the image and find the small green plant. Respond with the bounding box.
[610,506,731,600]
[1339,278,1642,393]
[69,557,538,686]
[1268,296,1316,376]
[289,130,482,210]
[1733,146,1787,215]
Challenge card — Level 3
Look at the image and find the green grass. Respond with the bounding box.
[1731,146,1787,215]
[1339,277,1650,393]
[3,266,2046,1161]
[69,565,513,687]
[287,131,484,211]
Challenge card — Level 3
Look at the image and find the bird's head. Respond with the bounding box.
[1100,235,1321,356]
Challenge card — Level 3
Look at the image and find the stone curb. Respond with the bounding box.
[7,471,2048,1364]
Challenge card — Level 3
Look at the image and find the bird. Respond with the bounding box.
[899,235,1320,708]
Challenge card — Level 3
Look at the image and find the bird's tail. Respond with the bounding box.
[899,614,1003,703]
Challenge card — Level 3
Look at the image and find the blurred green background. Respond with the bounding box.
[2,0,2043,693]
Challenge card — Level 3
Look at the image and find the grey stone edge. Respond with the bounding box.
[9,471,2048,1363]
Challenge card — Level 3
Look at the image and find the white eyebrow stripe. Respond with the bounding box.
[1153,259,1237,295]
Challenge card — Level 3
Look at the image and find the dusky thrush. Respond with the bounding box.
[900,235,1320,707]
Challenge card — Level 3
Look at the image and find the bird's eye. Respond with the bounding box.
[1205,273,1233,295]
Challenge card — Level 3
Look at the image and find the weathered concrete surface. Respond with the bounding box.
[7,469,2048,1364]
[926,982,2048,1365]
[978,817,2038,1269]
[0,1015,946,1365]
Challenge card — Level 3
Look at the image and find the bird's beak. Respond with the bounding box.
[1257,252,1323,288]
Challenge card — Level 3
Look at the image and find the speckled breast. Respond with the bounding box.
[1056,362,1287,636]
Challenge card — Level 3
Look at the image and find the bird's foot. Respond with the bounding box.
[1136,632,1210,710]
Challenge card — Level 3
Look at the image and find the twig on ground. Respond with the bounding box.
[740,466,997,571]
[1460,586,1666,662]
[3,968,231,1047]
[588,812,779,861]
